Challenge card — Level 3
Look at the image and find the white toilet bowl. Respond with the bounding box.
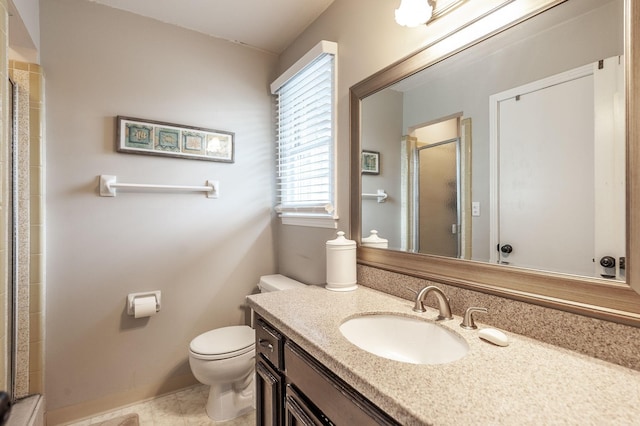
[188,274,307,421]
[188,325,255,421]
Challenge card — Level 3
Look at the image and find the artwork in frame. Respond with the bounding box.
[361,150,380,175]
[116,116,235,163]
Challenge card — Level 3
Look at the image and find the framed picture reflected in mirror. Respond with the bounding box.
[362,150,380,175]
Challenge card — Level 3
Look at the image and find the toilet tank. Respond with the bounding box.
[258,274,307,292]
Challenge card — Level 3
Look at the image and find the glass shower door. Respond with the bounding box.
[416,138,461,257]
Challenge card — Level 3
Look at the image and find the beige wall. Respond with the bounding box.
[275,0,481,284]
[9,0,39,62]
[41,0,277,422]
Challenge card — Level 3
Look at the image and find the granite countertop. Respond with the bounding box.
[246,285,640,425]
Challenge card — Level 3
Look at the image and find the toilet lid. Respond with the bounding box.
[190,325,255,356]
[258,274,307,292]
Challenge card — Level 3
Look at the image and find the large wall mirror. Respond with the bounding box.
[351,0,640,325]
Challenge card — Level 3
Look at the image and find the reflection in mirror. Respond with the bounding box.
[360,0,624,280]
[415,135,460,258]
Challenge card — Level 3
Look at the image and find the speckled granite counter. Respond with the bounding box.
[246,285,640,425]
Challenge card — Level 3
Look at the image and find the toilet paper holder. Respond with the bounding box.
[126,291,161,316]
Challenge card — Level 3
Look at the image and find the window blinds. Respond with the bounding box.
[275,51,335,217]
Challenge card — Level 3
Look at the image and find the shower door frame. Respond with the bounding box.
[6,77,18,401]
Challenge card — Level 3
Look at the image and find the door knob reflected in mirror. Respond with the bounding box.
[600,256,616,268]
[500,244,513,254]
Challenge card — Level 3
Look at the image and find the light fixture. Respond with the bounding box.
[395,0,434,28]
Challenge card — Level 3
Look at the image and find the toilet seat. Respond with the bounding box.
[189,325,255,360]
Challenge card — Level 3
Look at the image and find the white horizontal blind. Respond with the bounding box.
[275,50,336,220]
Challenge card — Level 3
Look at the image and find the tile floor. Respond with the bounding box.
[67,385,255,426]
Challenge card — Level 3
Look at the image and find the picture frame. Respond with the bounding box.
[361,150,380,175]
[116,116,235,163]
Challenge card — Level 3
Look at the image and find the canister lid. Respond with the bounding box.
[362,230,387,244]
[326,231,356,247]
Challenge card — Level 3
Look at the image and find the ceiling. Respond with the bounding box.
[85,0,335,54]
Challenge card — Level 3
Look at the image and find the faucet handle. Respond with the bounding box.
[460,307,488,330]
[405,287,426,312]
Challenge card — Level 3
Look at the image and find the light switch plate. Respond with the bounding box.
[472,201,480,217]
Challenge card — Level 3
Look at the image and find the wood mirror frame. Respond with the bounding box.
[350,0,640,326]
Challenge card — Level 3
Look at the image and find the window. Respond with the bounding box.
[271,41,338,228]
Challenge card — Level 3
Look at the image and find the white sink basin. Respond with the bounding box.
[339,314,469,365]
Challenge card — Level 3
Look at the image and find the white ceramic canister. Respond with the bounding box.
[325,231,358,291]
[361,230,388,249]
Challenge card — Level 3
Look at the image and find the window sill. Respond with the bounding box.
[280,215,338,229]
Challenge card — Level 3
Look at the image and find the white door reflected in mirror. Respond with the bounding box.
[490,57,625,280]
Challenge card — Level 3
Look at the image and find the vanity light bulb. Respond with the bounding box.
[395,0,433,27]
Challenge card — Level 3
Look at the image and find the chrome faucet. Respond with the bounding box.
[412,286,453,320]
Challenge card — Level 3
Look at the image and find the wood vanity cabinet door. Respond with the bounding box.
[256,356,283,426]
[285,384,330,426]
[284,341,400,426]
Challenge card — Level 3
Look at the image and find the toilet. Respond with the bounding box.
[188,274,307,421]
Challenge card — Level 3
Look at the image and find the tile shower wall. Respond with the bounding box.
[358,265,640,371]
[8,60,45,397]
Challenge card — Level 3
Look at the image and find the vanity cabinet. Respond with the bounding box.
[255,315,400,426]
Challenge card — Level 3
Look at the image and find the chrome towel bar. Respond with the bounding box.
[361,189,388,203]
[99,175,219,198]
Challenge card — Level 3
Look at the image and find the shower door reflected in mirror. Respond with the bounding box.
[406,116,462,257]
[415,139,460,257]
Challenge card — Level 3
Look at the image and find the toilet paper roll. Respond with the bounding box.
[133,296,157,318]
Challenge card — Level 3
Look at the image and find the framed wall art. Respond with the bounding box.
[361,150,380,175]
[116,116,235,163]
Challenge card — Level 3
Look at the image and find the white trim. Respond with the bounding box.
[270,40,338,94]
[275,203,335,215]
[330,45,339,230]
